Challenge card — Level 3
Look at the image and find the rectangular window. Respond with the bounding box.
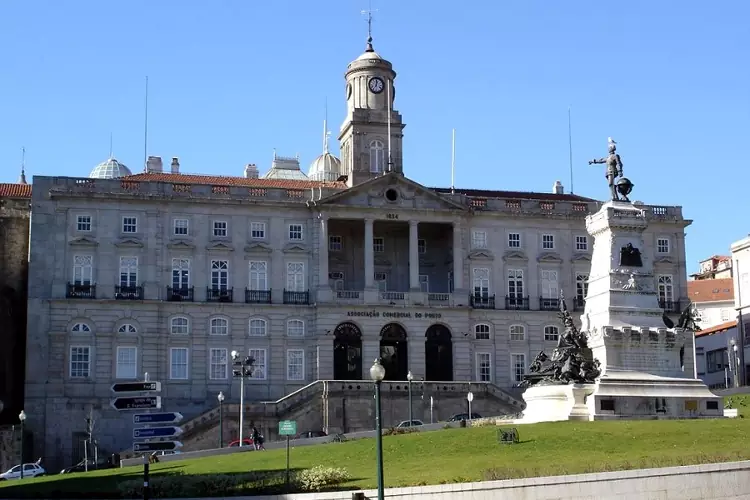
[122,216,137,233]
[329,235,343,251]
[173,218,189,236]
[706,349,727,373]
[419,274,429,293]
[209,348,228,380]
[116,346,137,379]
[73,255,93,285]
[248,261,267,290]
[286,262,305,292]
[172,258,190,288]
[119,257,138,287]
[542,234,555,250]
[373,237,384,253]
[576,274,589,303]
[476,352,491,382]
[249,319,267,336]
[76,215,92,232]
[475,324,490,340]
[287,320,305,337]
[472,268,490,297]
[512,353,526,383]
[248,348,267,379]
[507,269,524,298]
[657,238,670,254]
[287,349,305,381]
[575,236,588,251]
[213,221,228,238]
[289,224,303,240]
[375,272,387,292]
[658,275,674,302]
[210,318,228,335]
[544,326,559,342]
[540,269,559,299]
[211,260,229,290]
[510,325,526,341]
[169,348,189,380]
[471,230,487,249]
[508,232,521,248]
[250,222,266,239]
[70,346,91,378]
[417,239,426,254]
[721,308,731,322]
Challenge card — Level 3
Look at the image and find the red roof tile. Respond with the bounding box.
[123,172,348,190]
[0,183,32,199]
[687,278,734,303]
[695,319,737,338]
[431,187,596,202]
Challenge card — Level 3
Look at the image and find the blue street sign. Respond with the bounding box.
[133,426,183,439]
[133,412,184,424]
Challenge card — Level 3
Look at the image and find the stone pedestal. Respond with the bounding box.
[520,384,595,423]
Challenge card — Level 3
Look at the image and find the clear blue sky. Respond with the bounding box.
[1,1,748,273]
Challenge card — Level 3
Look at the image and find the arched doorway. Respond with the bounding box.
[380,323,408,381]
[333,322,363,380]
[425,324,453,381]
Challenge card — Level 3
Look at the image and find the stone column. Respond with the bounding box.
[409,220,420,290]
[364,218,375,289]
[452,222,464,291]
[318,215,329,288]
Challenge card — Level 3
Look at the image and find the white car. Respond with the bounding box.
[0,463,46,480]
[396,419,424,428]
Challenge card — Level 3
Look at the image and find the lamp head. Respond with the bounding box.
[369,358,386,382]
[231,350,239,360]
[731,338,737,347]
[18,410,26,422]
[407,371,413,381]
[217,391,225,402]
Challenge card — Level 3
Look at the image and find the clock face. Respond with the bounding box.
[368,77,385,94]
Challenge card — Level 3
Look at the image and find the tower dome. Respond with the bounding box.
[89,157,132,179]
[308,152,342,182]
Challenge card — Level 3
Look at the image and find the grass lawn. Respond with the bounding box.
[724,393,750,417]
[2,418,750,498]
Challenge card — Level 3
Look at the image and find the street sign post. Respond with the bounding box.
[133,441,183,453]
[133,426,183,439]
[111,396,162,411]
[467,392,474,424]
[111,381,162,393]
[278,420,297,490]
[133,412,183,424]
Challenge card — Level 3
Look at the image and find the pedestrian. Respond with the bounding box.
[251,426,261,450]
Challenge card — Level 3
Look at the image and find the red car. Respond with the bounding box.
[227,438,254,448]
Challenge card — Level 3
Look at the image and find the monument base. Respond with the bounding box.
[519,384,596,424]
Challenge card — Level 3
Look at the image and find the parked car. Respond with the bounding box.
[448,413,482,422]
[395,419,424,428]
[296,430,328,439]
[227,438,254,447]
[0,462,46,480]
[59,458,114,474]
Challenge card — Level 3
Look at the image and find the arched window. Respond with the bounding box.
[118,324,137,334]
[544,325,559,342]
[287,319,305,337]
[210,317,228,335]
[170,317,190,335]
[369,140,384,173]
[509,324,525,341]
[474,324,491,340]
[249,318,267,336]
[71,323,91,333]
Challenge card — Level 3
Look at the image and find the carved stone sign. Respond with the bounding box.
[346,310,443,319]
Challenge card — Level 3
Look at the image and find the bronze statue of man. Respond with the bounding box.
[589,137,624,201]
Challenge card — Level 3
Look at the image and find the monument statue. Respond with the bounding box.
[588,137,634,202]
[619,243,643,267]
[521,293,602,387]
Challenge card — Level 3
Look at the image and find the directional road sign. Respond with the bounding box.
[111,396,162,411]
[279,420,297,436]
[133,426,183,439]
[111,381,161,393]
[133,441,183,453]
[133,412,183,424]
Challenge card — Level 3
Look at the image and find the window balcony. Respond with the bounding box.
[67,283,96,299]
[334,290,364,304]
[470,294,495,309]
[245,289,272,304]
[659,299,681,313]
[505,295,530,311]
[284,289,310,305]
[379,291,407,305]
[427,293,452,306]
[167,286,194,302]
[207,287,233,303]
[539,297,559,311]
[573,297,586,311]
[114,285,143,300]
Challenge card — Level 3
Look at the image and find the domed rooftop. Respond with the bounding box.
[308,152,342,182]
[89,157,132,179]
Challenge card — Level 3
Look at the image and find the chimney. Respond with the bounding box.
[552,180,564,195]
[146,156,163,173]
[244,164,259,179]
[171,157,180,174]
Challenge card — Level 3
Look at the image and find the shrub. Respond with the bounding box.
[383,427,417,436]
[295,466,351,492]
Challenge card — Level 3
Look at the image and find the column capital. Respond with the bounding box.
[364,218,375,225]
[452,220,461,229]
[409,220,419,227]
[317,212,329,222]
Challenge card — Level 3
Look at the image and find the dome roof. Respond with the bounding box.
[308,152,342,182]
[89,157,132,179]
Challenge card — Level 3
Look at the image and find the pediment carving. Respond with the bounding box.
[501,250,527,262]
[206,241,235,252]
[114,237,144,248]
[283,242,309,253]
[374,256,392,266]
[468,250,495,261]
[537,252,563,263]
[68,236,99,247]
[244,242,272,254]
[571,253,592,262]
[654,255,675,264]
[167,240,195,250]
[419,258,436,267]
[330,255,350,265]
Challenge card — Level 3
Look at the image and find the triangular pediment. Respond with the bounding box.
[283,242,309,253]
[469,249,495,261]
[167,240,195,250]
[502,250,527,262]
[537,252,563,263]
[315,172,468,212]
[330,254,350,264]
[206,241,235,252]
[69,236,99,247]
[654,255,675,264]
[244,242,272,254]
[374,256,392,266]
[114,237,144,248]
[571,253,592,262]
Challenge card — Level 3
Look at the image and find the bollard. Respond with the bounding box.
[143,454,150,500]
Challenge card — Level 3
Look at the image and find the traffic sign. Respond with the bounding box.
[133,441,182,453]
[133,426,183,439]
[279,420,297,436]
[467,392,474,402]
[111,396,162,411]
[133,412,183,424]
[111,381,161,393]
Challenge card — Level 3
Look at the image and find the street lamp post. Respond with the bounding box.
[406,371,414,425]
[231,351,254,448]
[217,391,225,448]
[18,410,26,479]
[731,339,740,388]
[370,359,386,500]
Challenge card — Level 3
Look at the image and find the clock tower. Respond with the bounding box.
[338,33,405,187]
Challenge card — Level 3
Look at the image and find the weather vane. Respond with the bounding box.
[361,1,378,51]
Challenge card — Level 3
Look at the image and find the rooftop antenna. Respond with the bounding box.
[451,129,456,194]
[361,1,377,51]
[386,77,393,173]
[109,132,113,159]
[323,97,330,153]
[19,147,27,184]
[568,106,574,194]
[142,76,149,172]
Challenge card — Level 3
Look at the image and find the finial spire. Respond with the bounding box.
[18,147,27,185]
[323,97,330,153]
[109,132,114,159]
[361,2,377,52]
